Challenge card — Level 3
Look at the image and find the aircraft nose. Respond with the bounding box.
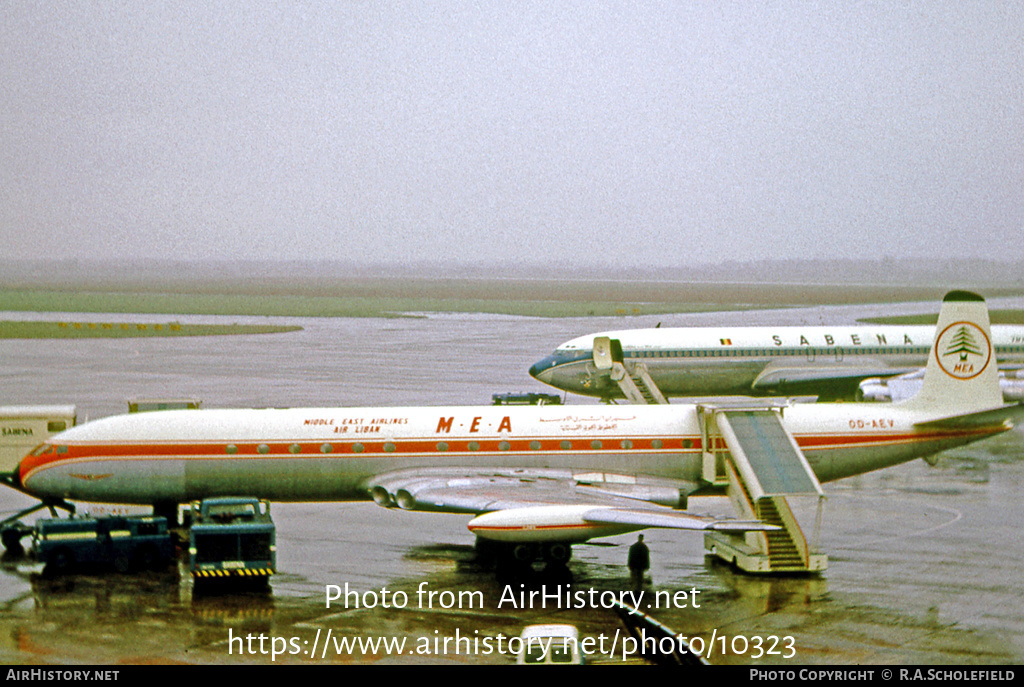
[529,355,558,382]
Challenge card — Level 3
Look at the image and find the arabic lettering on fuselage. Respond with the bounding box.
[538,415,637,423]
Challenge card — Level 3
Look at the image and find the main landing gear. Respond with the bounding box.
[475,538,574,584]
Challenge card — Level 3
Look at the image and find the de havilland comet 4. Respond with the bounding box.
[8,292,1023,572]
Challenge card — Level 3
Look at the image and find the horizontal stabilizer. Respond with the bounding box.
[913,402,1024,430]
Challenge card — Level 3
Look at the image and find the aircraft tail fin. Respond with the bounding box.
[898,290,1003,416]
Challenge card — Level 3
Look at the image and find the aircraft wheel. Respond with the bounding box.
[495,544,535,584]
[543,542,572,564]
[512,543,536,563]
[473,537,501,566]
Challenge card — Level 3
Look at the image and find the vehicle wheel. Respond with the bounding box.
[113,553,131,573]
[133,544,163,571]
[46,548,75,576]
[1,526,25,555]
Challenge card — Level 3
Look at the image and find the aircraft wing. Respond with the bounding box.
[366,467,775,543]
[577,507,774,532]
[750,362,919,396]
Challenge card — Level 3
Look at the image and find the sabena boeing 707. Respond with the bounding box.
[8,292,1023,573]
[529,314,1024,403]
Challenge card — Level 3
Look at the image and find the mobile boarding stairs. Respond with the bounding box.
[598,339,826,573]
[697,405,826,574]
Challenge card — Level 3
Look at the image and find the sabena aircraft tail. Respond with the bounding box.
[899,290,1011,424]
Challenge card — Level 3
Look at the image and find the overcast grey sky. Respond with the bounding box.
[2,2,1021,268]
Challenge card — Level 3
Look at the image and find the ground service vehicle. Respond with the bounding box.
[516,625,584,665]
[188,497,275,587]
[34,515,173,574]
[491,392,562,406]
[0,405,76,474]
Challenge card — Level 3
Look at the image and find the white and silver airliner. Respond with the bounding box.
[530,320,1024,402]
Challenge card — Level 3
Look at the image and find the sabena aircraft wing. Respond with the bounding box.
[367,467,775,543]
[750,362,919,394]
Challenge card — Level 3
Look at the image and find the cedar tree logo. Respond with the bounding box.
[935,321,991,380]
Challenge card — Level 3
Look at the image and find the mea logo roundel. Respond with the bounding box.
[934,321,991,380]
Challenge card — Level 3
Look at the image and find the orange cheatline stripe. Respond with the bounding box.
[21,428,999,483]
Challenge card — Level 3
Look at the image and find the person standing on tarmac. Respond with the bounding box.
[628,534,650,589]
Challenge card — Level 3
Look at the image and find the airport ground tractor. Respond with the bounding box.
[33,514,174,575]
[188,497,276,589]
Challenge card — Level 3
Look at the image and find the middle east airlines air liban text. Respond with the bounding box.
[323,582,701,613]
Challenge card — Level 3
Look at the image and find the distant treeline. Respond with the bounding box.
[0,320,302,339]
[0,257,1021,320]
[3,257,1024,288]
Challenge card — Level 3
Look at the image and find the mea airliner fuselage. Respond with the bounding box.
[530,324,1024,400]
[16,403,1004,508]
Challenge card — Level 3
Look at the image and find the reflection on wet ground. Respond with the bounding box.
[3,436,1021,665]
[1,302,1023,664]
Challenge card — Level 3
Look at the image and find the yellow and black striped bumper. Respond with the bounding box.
[191,568,275,578]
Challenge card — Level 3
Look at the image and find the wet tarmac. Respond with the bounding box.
[1,298,1023,665]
